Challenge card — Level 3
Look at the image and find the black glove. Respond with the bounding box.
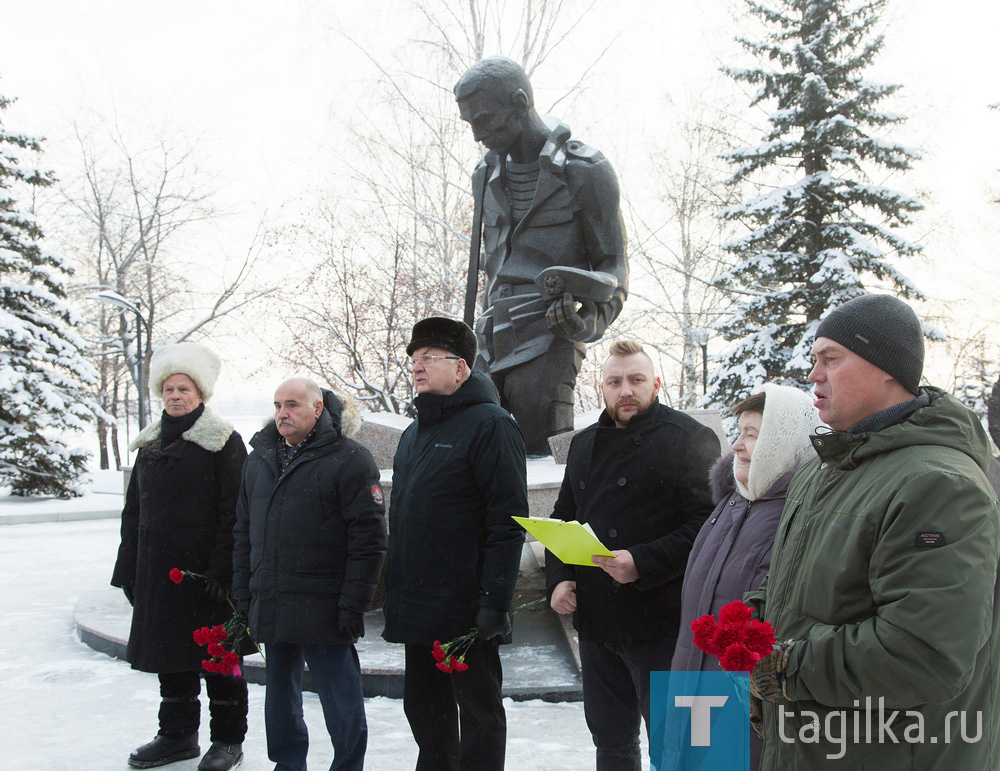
[475,606,511,642]
[338,608,365,640]
[121,585,134,606]
[205,580,229,605]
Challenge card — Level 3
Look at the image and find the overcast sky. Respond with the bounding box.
[3,0,998,401]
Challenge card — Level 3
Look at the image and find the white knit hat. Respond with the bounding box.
[149,342,222,402]
[735,383,823,501]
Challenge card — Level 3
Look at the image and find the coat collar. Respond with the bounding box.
[129,406,235,454]
[413,371,500,426]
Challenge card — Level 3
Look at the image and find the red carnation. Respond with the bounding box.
[452,660,469,672]
[169,568,185,584]
[742,619,776,656]
[223,651,239,667]
[718,600,753,625]
[193,628,209,646]
[709,622,742,655]
[212,625,228,641]
[691,614,718,655]
[719,642,758,672]
[432,641,446,663]
[207,643,226,658]
[436,661,453,673]
[202,659,218,673]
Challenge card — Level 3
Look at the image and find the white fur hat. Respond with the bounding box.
[149,342,222,402]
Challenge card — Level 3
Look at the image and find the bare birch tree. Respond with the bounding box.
[268,0,617,413]
[54,117,272,466]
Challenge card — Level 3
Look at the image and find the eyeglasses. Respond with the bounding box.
[409,354,460,369]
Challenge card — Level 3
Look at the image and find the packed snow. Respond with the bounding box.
[0,486,650,770]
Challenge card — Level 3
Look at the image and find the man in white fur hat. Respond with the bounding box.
[113,341,250,771]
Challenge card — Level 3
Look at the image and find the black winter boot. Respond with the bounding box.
[127,734,200,768]
[197,741,243,770]
[205,674,248,745]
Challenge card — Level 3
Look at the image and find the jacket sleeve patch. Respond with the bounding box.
[371,485,384,506]
[914,531,946,548]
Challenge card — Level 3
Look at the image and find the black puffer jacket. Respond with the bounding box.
[382,371,528,645]
[545,403,720,642]
[111,407,248,673]
[232,395,387,646]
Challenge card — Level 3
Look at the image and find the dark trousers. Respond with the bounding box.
[493,341,584,456]
[579,637,677,771]
[403,643,506,771]
[264,641,367,771]
[157,670,248,744]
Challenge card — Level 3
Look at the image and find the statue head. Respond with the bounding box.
[455,56,536,155]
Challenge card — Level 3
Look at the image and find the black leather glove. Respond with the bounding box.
[205,580,229,605]
[475,605,511,642]
[338,609,365,640]
[121,585,134,606]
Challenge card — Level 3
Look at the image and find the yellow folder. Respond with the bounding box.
[512,515,616,567]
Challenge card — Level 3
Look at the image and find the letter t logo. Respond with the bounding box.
[675,695,729,746]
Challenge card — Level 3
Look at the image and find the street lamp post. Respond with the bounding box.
[689,328,710,396]
[90,290,147,430]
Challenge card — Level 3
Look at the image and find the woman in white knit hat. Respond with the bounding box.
[111,342,249,771]
[669,383,821,769]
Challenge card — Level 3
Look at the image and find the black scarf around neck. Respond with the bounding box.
[160,402,205,448]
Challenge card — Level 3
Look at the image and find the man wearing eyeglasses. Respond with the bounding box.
[382,316,528,771]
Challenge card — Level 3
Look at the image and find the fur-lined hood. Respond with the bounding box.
[130,406,235,453]
[709,452,738,505]
[323,389,362,440]
[253,389,363,441]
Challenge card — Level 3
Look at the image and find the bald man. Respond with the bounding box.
[233,378,386,771]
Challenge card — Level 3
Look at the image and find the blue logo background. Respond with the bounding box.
[650,670,753,770]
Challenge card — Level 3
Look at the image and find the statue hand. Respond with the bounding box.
[546,292,598,341]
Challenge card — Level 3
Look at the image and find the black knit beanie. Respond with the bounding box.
[407,317,478,369]
[815,294,924,394]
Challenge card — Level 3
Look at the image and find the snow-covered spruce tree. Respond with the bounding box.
[0,90,98,497]
[706,0,923,409]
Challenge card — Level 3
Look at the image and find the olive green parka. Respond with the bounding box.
[749,388,1000,769]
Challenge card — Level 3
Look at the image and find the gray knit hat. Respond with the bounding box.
[815,294,924,394]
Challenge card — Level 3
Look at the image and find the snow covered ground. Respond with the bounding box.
[0,512,650,770]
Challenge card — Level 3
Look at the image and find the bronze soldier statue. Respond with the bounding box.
[455,56,628,455]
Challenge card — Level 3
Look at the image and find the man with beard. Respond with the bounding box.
[546,340,720,770]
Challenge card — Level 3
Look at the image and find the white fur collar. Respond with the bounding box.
[129,406,236,453]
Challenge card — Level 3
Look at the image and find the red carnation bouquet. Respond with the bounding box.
[690,600,775,672]
[431,597,545,673]
[170,568,262,676]
[691,600,776,722]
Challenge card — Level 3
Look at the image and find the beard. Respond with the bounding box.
[607,395,653,425]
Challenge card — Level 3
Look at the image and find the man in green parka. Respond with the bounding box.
[747,293,1000,768]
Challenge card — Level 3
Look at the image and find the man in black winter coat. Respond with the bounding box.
[233,378,386,771]
[546,340,720,771]
[382,317,527,771]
